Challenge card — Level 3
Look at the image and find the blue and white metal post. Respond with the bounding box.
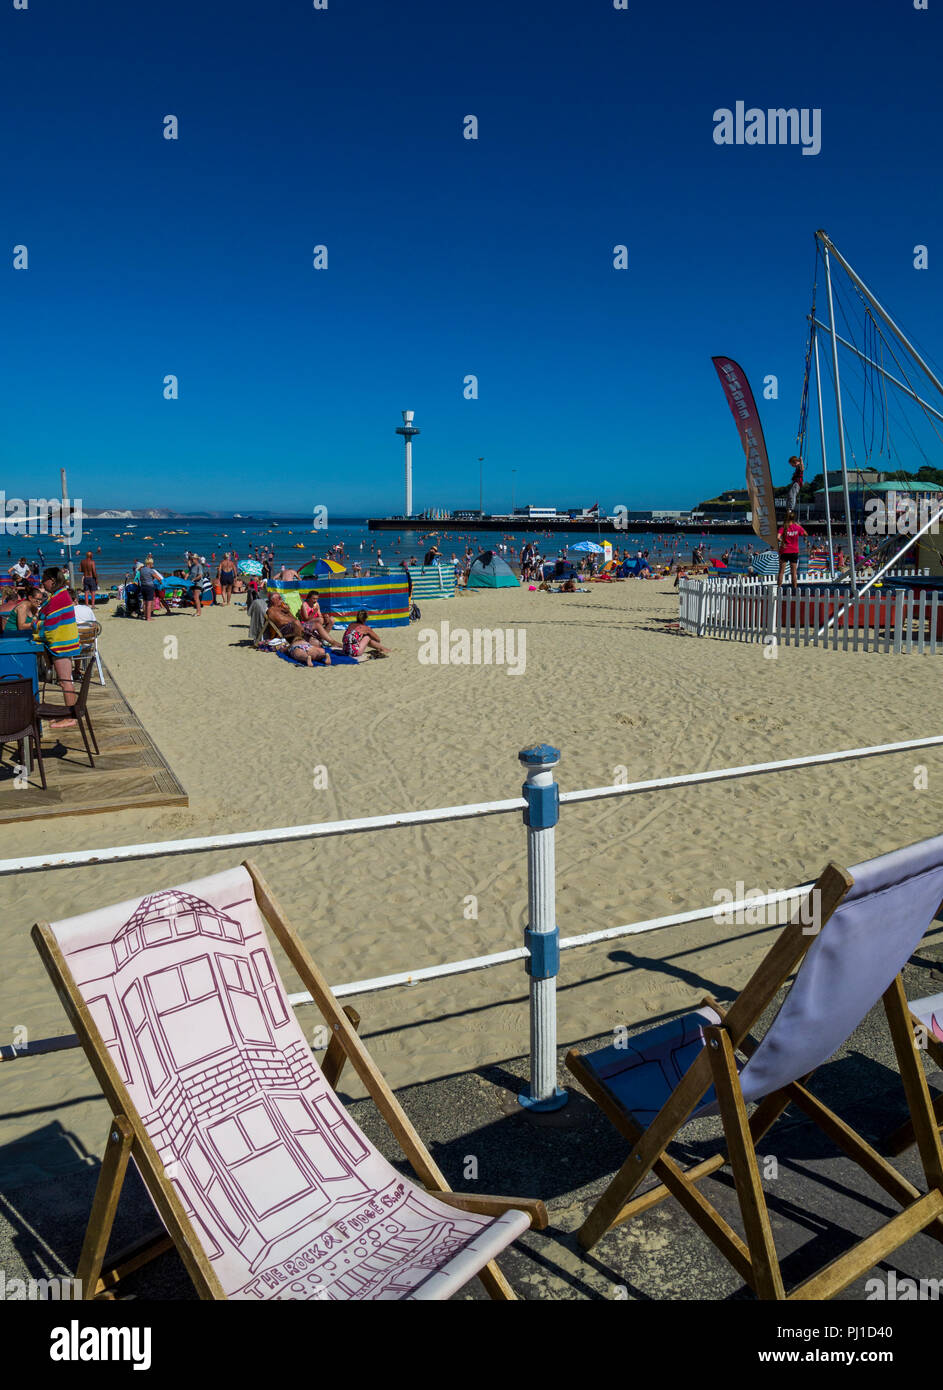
[518,744,568,1111]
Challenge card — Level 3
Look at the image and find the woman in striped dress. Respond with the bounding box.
[37,568,81,727]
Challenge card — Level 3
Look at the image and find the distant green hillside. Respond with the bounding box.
[697,466,943,512]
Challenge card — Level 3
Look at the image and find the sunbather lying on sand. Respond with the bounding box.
[288,637,331,666]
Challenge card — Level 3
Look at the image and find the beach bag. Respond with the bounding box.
[410,603,421,622]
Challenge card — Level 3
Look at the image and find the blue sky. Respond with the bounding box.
[3,0,942,514]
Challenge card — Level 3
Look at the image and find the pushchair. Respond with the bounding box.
[122,581,143,618]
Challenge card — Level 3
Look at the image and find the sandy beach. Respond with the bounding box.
[3,577,943,1160]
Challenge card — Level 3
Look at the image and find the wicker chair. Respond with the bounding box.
[76,621,105,687]
[37,659,99,768]
[0,675,47,790]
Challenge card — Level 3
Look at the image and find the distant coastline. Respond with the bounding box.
[367,515,837,536]
[73,511,370,523]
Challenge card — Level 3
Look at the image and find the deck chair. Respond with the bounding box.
[566,836,943,1300]
[32,862,545,1301]
[887,991,943,1154]
[258,615,286,647]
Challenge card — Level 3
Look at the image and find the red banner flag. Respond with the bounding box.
[711,356,778,552]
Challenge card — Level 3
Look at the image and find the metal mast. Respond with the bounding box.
[811,326,836,577]
[818,231,943,402]
[819,234,858,592]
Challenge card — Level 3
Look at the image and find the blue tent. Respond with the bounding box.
[467,552,518,589]
[621,557,652,577]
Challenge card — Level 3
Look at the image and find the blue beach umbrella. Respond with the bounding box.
[570,541,604,554]
[238,559,263,576]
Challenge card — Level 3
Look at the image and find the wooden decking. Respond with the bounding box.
[0,666,188,824]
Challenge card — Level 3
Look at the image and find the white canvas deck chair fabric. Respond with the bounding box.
[33,862,545,1301]
[567,836,943,1300]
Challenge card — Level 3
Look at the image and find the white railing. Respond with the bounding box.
[4,735,943,1111]
[678,577,943,653]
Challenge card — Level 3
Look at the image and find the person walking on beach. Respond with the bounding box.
[777,510,807,588]
[138,555,162,621]
[187,555,205,614]
[215,553,236,603]
[79,551,98,602]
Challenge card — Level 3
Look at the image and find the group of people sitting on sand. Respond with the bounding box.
[0,567,94,727]
[255,590,391,664]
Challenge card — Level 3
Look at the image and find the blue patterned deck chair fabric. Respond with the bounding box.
[750,548,810,578]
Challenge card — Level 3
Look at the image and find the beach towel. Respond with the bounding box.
[247,597,269,643]
[275,649,361,668]
[38,586,81,658]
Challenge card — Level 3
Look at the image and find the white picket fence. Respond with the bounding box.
[678,574,942,653]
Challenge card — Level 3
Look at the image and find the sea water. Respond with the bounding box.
[2,518,760,585]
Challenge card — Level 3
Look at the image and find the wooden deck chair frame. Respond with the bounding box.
[886,1000,943,1155]
[255,615,282,647]
[32,861,546,1301]
[566,862,943,1300]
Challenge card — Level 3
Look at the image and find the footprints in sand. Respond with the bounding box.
[728,712,785,733]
